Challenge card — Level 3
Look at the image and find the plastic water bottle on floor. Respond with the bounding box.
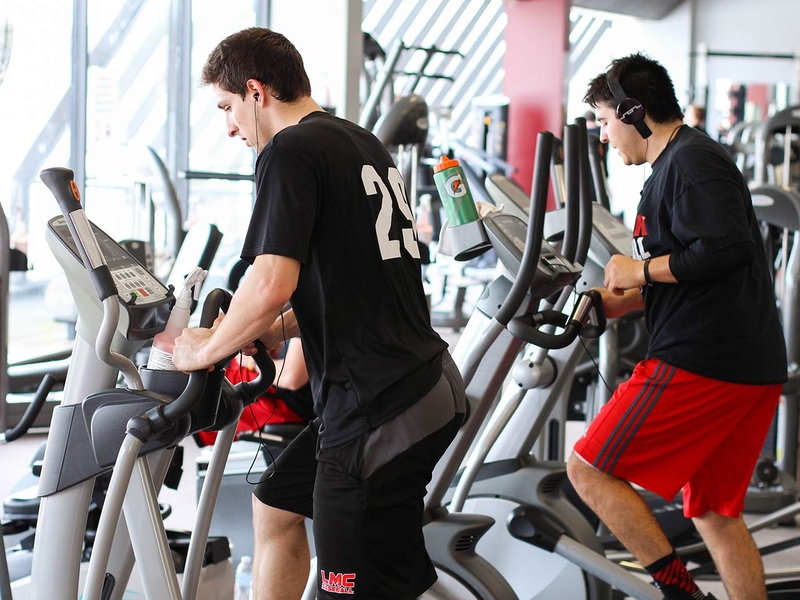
[234,555,253,600]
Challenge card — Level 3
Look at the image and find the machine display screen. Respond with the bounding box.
[48,216,169,303]
[491,213,527,259]
[590,204,632,257]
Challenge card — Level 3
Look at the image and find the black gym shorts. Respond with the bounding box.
[253,352,466,599]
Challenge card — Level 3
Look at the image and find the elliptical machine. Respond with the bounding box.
[484,120,696,553]
[421,129,658,599]
[4,167,272,600]
[430,124,663,600]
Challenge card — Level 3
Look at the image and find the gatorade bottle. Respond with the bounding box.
[432,156,480,226]
[146,266,208,371]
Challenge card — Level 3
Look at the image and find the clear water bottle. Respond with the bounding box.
[234,555,253,600]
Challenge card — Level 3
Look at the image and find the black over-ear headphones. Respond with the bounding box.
[607,72,652,139]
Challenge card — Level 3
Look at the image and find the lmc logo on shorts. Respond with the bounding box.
[321,571,356,595]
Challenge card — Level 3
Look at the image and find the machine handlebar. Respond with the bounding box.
[202,288,275,403]
[507,290,606,349]
[158,288,275,425]
[39,167,82,215]
[2,374,55,443]
[39,168,116,301]
[494,131,553,327]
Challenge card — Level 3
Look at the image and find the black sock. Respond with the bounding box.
[644,551,705,600]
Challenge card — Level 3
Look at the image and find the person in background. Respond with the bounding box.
[584,109,601,135]
[584,109,609,174]
[684,103,708,135]
[567,52,786,600]
[194,339,314,447]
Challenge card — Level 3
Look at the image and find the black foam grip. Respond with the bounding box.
[159,290,233,424]
[4,374,54,442]
[238,340,277,404]
[508,313,580,350]
[89,265,118,301]
[39,167,82,215]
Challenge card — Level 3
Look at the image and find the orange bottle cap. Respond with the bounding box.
[433,155,461,173]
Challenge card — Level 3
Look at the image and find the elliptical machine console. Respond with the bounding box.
[46,215,172,340]
[482,212,581,300]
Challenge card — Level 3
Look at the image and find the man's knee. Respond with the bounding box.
[692,510,744,535]
[252,495,305,541]
[567,452,621,501]
[567,452,594,492]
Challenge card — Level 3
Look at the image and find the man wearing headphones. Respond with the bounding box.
[172,27,466,600]
[566,53,786,600]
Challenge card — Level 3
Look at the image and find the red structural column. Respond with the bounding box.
[503,0,570,196]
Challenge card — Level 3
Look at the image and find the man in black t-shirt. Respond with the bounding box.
[566,53,786,600]
[172,28,465,600]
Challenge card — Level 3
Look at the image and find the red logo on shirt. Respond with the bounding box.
[632,214,651,261]
[633,215,648,237]
[321,571,356,595]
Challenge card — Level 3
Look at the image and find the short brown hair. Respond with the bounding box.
[584,53,683,124]
[201,27,312,102]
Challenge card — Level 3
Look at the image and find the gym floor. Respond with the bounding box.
[2,319,799,599]
[4,430,800,599]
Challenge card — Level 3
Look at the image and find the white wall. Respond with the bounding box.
[694,0,800,54]
[693,0,800,137]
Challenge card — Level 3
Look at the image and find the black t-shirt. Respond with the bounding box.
[242,111,447,447]
[634,125,787,384]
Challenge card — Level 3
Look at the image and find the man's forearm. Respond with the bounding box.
[197,254,299,366]
[624,287,645,312]
[198,294,285,367]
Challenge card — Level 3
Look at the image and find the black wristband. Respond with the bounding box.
[643,257,653,286]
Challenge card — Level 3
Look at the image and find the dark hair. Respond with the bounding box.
[584,53,683,124]
[201,27,312,102]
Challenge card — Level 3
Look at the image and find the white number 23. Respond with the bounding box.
[362,165,420,260]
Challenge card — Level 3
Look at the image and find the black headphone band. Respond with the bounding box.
[632,118,653,139]
[606,73,627,107]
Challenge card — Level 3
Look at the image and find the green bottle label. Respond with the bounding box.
[434,166,480,226]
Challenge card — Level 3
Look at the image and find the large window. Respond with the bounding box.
[186,1,262,277]
[84,0,171,247]
[0,0,267,432]
[0,0,262,366]
[1,0,74,362]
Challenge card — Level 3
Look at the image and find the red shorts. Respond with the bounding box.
[573,358,782,518]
